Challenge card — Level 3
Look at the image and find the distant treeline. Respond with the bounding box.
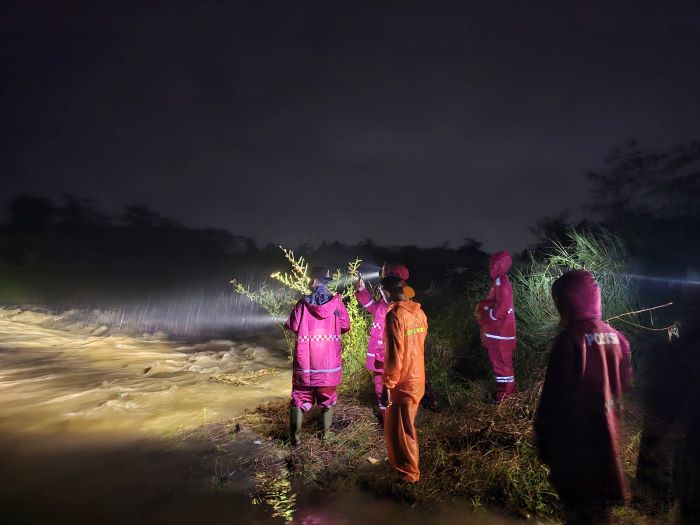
[0,195,489,303]
[3,140,699,304]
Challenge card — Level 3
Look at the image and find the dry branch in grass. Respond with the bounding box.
[209,368,279,386]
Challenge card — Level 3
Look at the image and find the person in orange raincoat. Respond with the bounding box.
[380,274,428,483]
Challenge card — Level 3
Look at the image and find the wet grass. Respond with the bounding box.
[206,380,677,524]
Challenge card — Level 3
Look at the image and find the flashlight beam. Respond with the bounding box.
[621,273,700,286]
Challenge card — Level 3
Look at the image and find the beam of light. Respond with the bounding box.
[618,272,700,286]
[59,284,289,339]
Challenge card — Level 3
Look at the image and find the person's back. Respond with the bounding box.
[381,275,428,483]
[288,294,349,389]
[384,301,427,399]
[285,269,350,445]
[535,269,632,524]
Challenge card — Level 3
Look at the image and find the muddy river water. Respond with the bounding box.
[0,309,523,524]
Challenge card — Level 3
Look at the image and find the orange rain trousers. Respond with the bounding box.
[383,301,428,483]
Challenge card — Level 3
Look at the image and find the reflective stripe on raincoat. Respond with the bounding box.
[285,294,350,387]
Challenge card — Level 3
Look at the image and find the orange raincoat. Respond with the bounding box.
[383,300,428,482]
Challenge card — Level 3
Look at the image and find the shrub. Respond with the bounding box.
[232,246,369,385]
[511,228,640,383]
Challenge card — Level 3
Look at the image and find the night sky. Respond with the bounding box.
[3,1,700,252]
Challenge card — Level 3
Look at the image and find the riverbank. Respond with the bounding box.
[0,306,676,524]
[224,380,673,525]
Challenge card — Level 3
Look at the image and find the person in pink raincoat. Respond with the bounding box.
[285,267,351,445]
[476,251,517,402]
[354,263,410,420]
[535,269,632,524]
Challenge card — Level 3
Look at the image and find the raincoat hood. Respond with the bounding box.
[307,284,333,306]
[303,293,343,319]
[552,269,602,325]
[489,251,512,279]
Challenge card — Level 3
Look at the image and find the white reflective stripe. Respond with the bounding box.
[495,376,515,383]
[367,353,375,358]
[495,277,501,286]
[362,299,375,308]
[294,366,342,374]
[298,334,341,342]
[485,334,515,340]
[489,308,497,321]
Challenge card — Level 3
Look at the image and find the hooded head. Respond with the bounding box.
[308,266,333,306]
[551,269,602,326]
[382,263,409,282]
[489,251,512,279]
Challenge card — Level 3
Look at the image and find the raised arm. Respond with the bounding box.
[355,287,380,315]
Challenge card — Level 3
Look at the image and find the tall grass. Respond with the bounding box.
[427,228,640,395]
[511,228,639,382]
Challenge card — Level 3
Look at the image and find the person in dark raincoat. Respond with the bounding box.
[635,289,700,524]
[535,269,632,524]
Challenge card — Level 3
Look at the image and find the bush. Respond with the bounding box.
[429,228,642,391]
[232,246,370,386]
[511,228,640,383]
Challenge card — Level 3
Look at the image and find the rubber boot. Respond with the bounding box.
[289,406,303,446]
[321,406,333,440]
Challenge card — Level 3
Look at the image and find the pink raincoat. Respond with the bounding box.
[285,294,351,387]
[355,287,388,372]
[477,251,517,400]
[477,251,516,350]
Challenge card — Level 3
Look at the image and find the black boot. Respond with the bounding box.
[290,406,303,446]
[321,406,333,440]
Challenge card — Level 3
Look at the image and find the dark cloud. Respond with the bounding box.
[2,1,700,251]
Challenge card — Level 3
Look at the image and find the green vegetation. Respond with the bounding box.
[225,229,670,522]
[231,246,369,386]
[511,228,640,382]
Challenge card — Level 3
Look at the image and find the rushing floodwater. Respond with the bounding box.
[0,308,526,525]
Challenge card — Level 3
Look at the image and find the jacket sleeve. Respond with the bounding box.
[617,331,633,393]
[284,301,303,333]
[355,288,379,315]
[383,310,405,389]
[534,333,577,464]
[337,299,351,334]
[491,276,513,320]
